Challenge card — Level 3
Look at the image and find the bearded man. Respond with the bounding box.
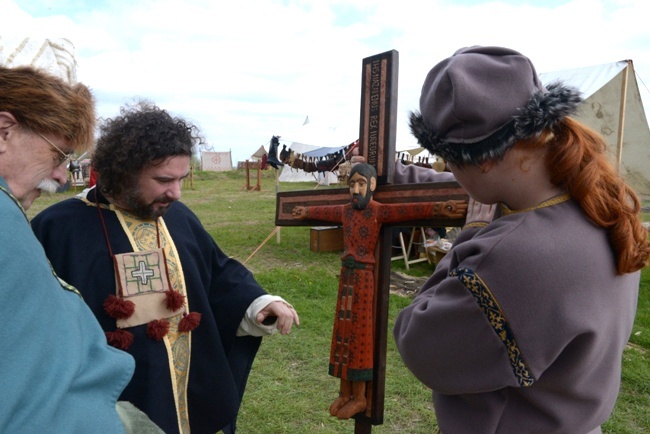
[32,101,299,434]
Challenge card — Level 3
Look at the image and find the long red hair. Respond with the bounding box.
[519,117,649,274]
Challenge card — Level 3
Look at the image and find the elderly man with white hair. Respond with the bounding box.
[0,38,161,433]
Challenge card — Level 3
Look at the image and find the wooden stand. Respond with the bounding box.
[391,227,431,271]
[426,245,449,266]
[242,160,262,191]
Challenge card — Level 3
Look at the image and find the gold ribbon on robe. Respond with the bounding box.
[115,209,192,434]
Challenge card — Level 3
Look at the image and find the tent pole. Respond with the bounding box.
[615,61,631,174]
[276,169,281,244]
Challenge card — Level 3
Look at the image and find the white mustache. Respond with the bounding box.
[37,179,61,194]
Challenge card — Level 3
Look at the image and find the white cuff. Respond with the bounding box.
[236,294,288,337]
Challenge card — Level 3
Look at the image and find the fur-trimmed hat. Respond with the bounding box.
[409,46,583,165]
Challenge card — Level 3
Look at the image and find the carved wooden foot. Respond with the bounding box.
[329,395,351,417]
[329,379,352,416]
[336,396,367,419]
[335,381,366,419]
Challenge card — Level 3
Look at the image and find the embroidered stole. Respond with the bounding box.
[115,209,192,434]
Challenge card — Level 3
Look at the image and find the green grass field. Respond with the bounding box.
[27,169,650,433]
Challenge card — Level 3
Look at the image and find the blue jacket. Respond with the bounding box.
[0,178,134,433]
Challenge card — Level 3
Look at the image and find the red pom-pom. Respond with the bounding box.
[103,294,135,319]
[146,319,170,340]
[105,329,134,350]
[164,289,185,311]
[178,311,202,332]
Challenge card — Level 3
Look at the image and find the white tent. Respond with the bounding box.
[250,145,267,160]
[282,119,356,150]
[276,118,355,183]
[201,151,232,171]
[540,60,650,197]
[396,146,437,162]
[277,141,339,184]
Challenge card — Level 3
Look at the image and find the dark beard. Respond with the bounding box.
[122,189,171,219]
[351,193,370,210]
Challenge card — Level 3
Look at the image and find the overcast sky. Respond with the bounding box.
[4,0,650,164]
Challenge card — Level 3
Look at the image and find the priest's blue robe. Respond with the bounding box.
[32,187,265,434]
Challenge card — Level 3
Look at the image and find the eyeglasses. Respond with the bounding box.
[38,133,74,165]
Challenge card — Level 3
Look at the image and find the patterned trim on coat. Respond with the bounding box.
[450,267,535,387]
[500,193,571,216]
[462,221,489,230]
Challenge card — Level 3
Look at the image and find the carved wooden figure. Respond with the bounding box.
[275,49,468,433]
[292,163,466,420]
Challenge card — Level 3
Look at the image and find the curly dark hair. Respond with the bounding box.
[93,100,203,199]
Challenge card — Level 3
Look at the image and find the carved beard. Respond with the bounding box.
[351,191,371,210]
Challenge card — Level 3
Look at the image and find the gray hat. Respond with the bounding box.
[409,46,582,165]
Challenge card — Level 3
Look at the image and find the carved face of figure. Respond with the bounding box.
[349,171,376,210]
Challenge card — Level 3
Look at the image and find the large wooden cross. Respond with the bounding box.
[275,50,468,433]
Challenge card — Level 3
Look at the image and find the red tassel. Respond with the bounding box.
[103,294,135,319]
[164,289,185,311]
[146,319,170,340]
[178,311,202,332]
[105,329,134,350]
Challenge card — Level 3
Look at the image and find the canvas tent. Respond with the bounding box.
[250,145,267,161]
[277,141,340,184]
[201,151,233,171]
[540,60,650,197]
[396,146,437,162]
[282,119,355,150]
[277,119,356,183]
[397,61,650,198]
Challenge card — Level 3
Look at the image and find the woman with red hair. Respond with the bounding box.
[395,46,650,434]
